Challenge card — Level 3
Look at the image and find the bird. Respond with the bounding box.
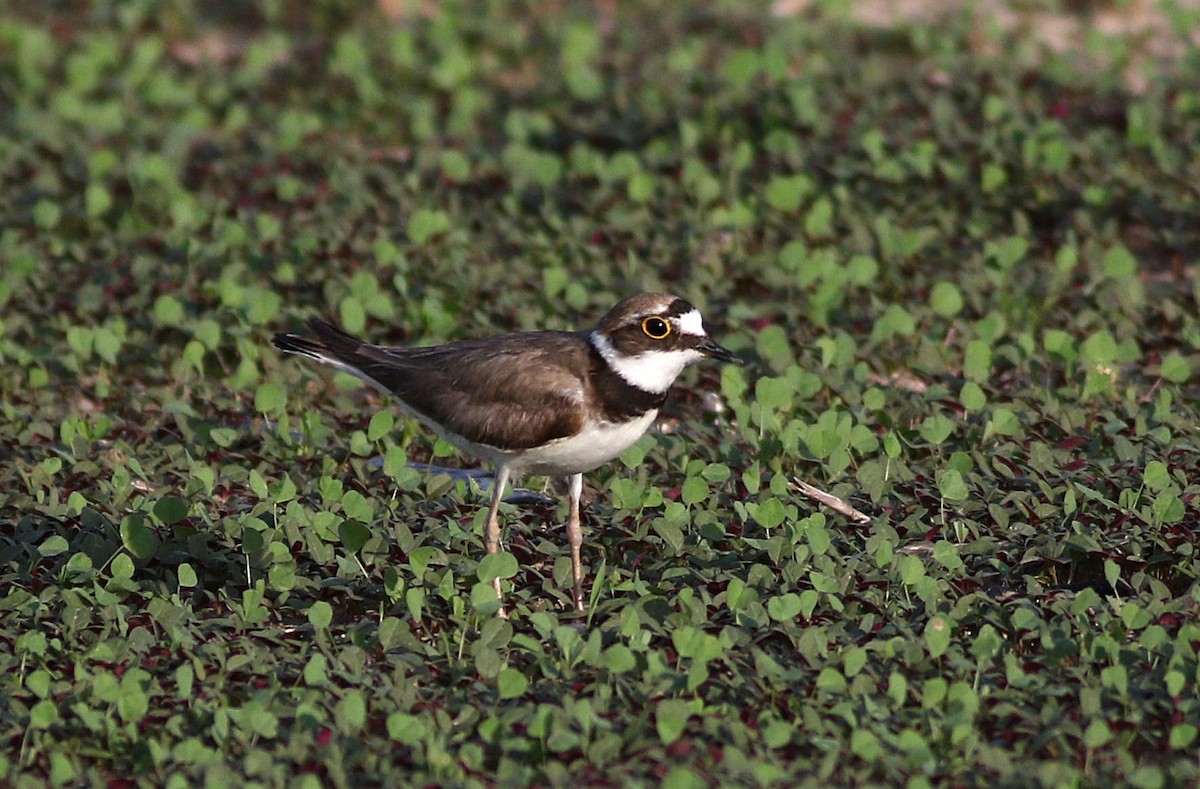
[272,292,741,614]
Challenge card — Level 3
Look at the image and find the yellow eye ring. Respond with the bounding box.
[642,316,671,339]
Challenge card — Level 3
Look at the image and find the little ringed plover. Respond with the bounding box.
[272,292,741,614]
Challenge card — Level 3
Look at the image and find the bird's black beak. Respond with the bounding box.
[698,337,743,365]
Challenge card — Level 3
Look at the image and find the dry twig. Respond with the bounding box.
[790,479,873,524]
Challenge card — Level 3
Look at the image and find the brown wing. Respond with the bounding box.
[278,321,589,451]
[361,333,590,450]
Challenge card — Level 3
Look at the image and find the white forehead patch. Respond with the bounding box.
[674,309,706,337]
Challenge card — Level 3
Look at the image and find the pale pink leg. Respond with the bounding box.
[483,466,511,617]
[566,473,586,612]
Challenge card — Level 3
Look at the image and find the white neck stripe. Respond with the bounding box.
[590,331,702,395]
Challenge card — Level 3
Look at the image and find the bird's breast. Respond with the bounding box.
[510,410,658,476]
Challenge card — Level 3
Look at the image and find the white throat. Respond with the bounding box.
[590,331,702,395]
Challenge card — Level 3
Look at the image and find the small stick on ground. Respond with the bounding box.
[790,479,873,524]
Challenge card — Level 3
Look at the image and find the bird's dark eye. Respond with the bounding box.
[641,317,671,339]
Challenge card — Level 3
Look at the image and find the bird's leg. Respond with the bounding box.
[484,466,511,616]
[566,472,586,612]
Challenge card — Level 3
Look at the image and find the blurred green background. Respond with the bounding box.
[1,1,1199,786]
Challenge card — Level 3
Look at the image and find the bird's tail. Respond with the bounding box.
[272,320,376,381]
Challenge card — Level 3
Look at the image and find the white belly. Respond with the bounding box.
[501,410,658,476]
